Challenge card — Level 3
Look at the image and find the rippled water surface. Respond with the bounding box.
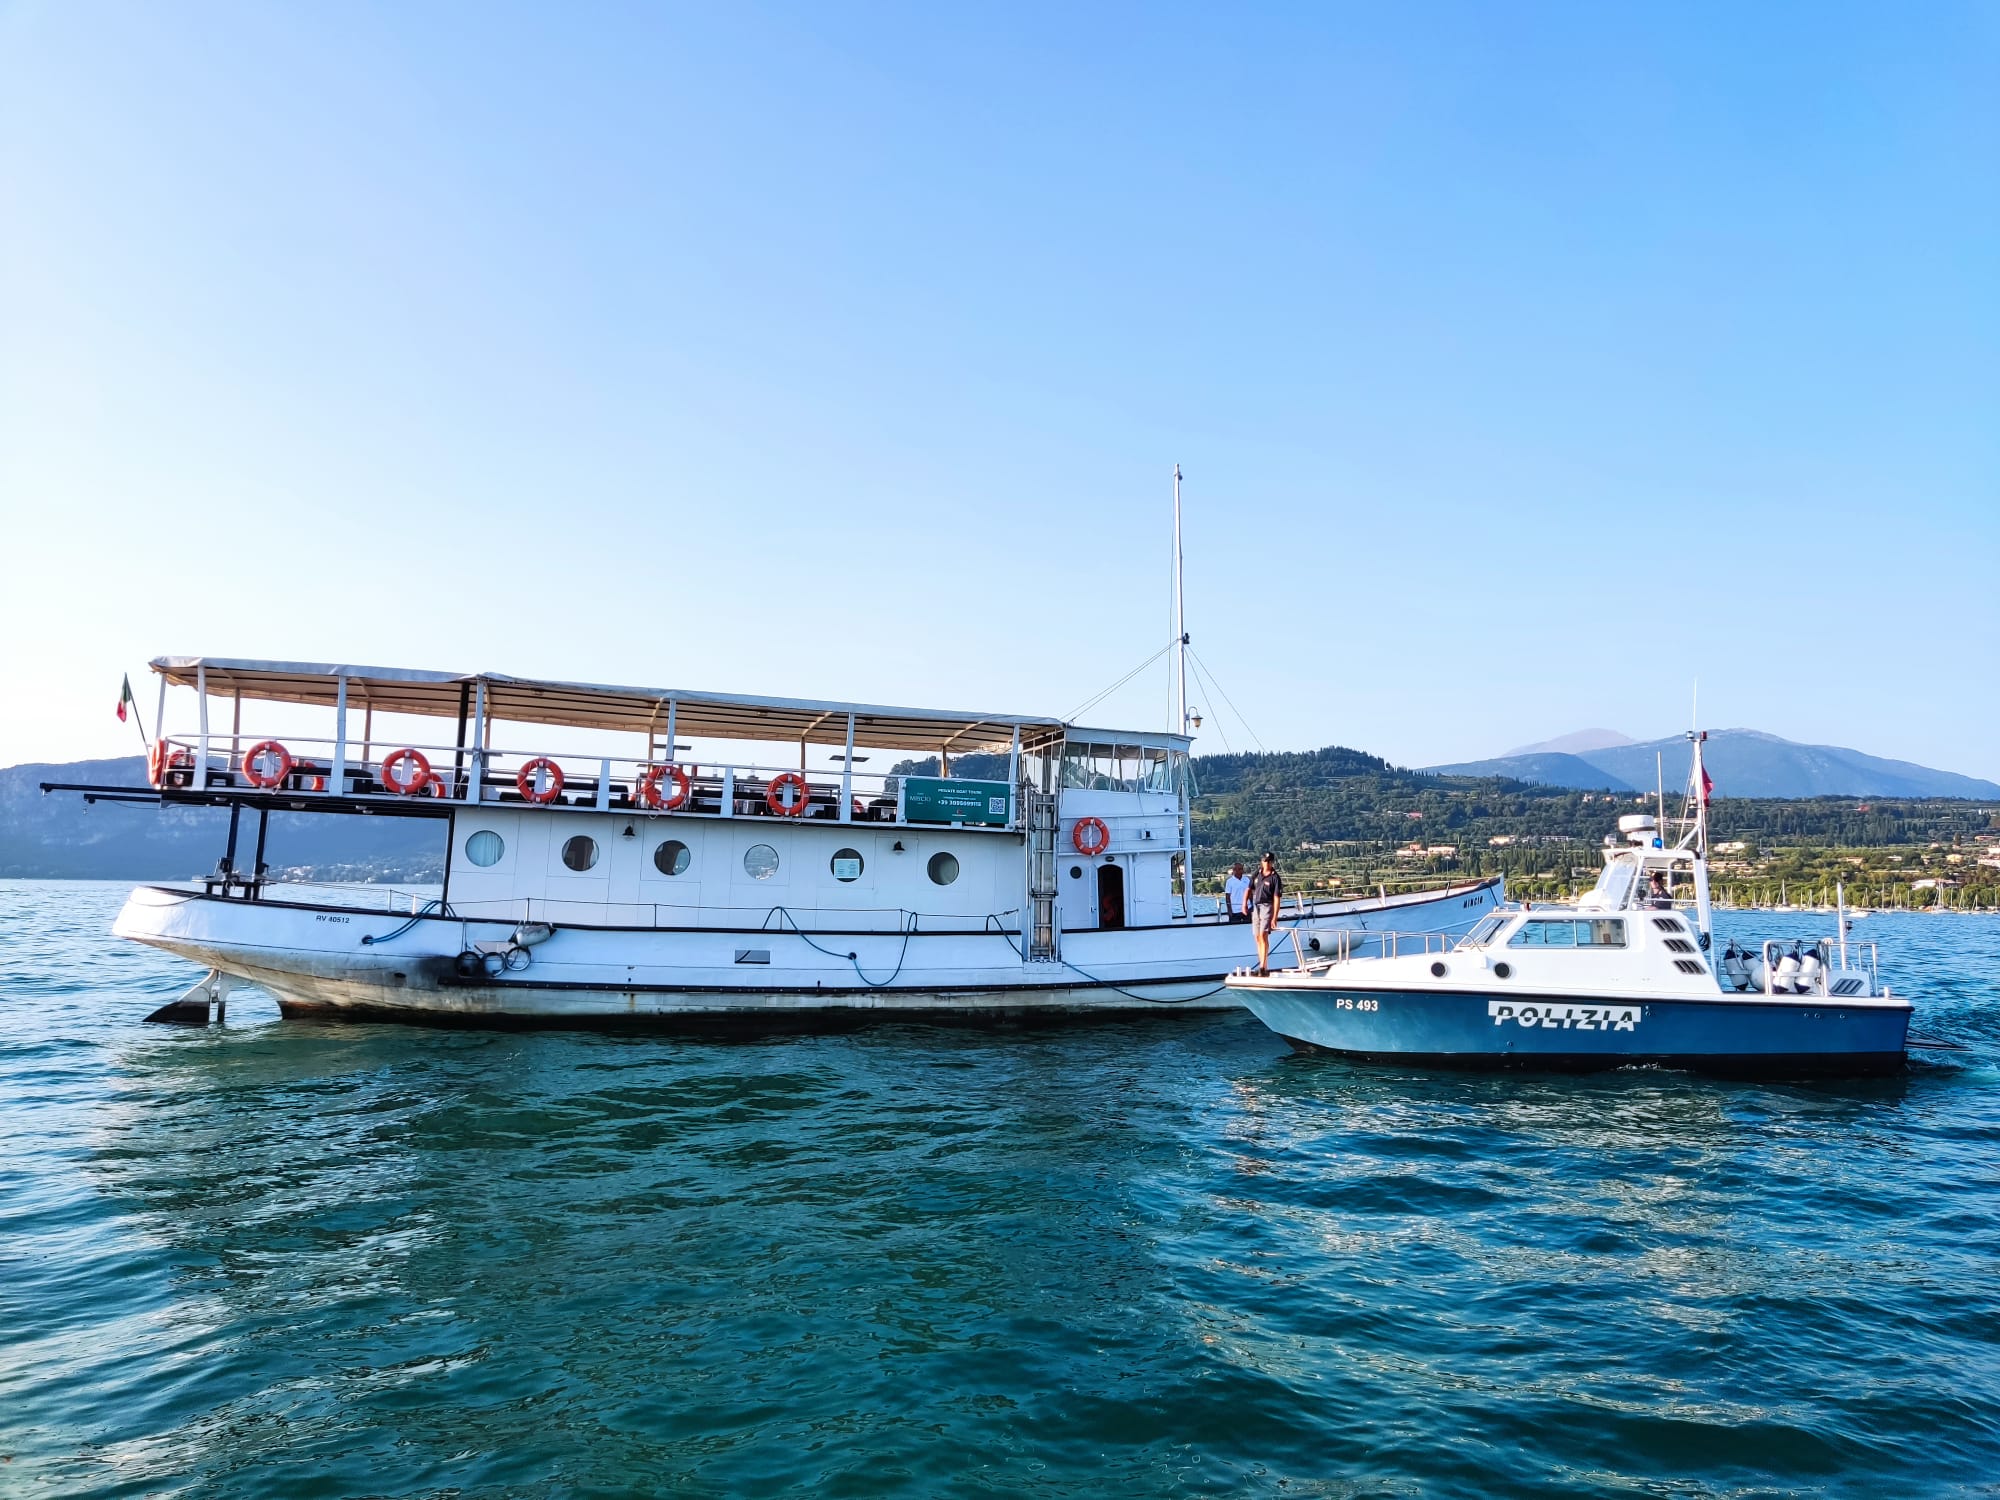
[5,881,2000,1497]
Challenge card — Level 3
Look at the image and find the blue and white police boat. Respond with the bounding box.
[1228,733,1911,1076]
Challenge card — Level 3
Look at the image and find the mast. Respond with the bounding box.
[1172,464,1196,917]
[1172,463,1188,735]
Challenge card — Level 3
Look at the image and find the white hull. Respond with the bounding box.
[114,879,1504,1025]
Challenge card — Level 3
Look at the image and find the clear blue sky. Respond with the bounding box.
[4,2,1995,776]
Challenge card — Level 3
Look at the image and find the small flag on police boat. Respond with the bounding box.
[116,674,136,722]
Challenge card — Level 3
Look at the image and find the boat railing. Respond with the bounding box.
[1757,938,1880,999]
[146,732,1013,831]
[1284,927,1461,969]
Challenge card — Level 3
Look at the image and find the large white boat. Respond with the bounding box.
[85,656,1501,1027]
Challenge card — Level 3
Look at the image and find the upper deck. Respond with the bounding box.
[134,656,1191,837]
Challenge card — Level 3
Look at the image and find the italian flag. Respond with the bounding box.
[116,674,136,722]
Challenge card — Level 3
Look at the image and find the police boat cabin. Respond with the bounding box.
[98,657,1500,1025]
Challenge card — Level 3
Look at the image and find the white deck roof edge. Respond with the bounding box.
[149,656,1095,752]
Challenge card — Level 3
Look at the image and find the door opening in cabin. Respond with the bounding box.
[1096,863,1126,931]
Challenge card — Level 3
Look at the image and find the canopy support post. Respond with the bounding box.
[664,700,676,765]
[839,712,855,823]
[152,673,167,751]
[470,679,486,803]
[453,683,470,800]
[1008,726,1020,831]
[196,665,209,788]
[331,675,348,795]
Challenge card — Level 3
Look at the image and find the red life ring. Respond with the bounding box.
[147,740,168,788]
[294,759,327,793]
[517,757,564,804]
[380,747,433,796]
[1073,816,1110,856]
[428,772,451,798]
[242,740,294,789]
[766,771,810,817]
[636,763,691,811]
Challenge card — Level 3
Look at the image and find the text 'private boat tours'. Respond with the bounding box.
[1227,732,1912,1075]
[70,656,1501,1028]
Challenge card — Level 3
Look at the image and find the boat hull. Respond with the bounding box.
[112,879,1504,1027]
[1239,984,1911,1077]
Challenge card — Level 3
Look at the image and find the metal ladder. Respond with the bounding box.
[1025,788,1059,961]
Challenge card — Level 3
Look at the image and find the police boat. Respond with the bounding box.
[1227,732,1911,1076]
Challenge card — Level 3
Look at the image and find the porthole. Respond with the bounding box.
[463,830,505,868]
[743,843,780,880]
[653,839,690,877]
[1430,961,1447,978]
[927,851,960,886]
[1069,865,1083,879]
[830,847,864,882]
[1493,962,1512,980]
[560,835,598,872]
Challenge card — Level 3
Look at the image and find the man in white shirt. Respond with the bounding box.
[1222,863,1250,923]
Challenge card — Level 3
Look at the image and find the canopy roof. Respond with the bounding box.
[149,657,1099,754]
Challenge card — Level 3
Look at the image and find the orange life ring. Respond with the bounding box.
[1073,816,1110,856]
[428,771,451,798]
[294,759,328,793]
[766,771,810,817]
[636,763,691,811]
[380,747,433,796]
[517,757,564,804]
[242,740,294,789]
[147,740,168,788]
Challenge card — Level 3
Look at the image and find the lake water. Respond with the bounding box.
[4,880,1999,1497]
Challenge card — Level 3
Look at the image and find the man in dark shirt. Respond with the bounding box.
[1248,852,1284,975]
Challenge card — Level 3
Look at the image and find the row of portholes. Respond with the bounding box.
[461,830,960,886]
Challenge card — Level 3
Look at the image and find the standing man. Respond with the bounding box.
[1223,862,1250,923]
[1248,851,1284,975]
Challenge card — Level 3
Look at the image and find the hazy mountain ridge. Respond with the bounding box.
[0,757,442,879]
[1428,730,2000,800]
[1424,752,1638,792]
[1504,729,1637,757]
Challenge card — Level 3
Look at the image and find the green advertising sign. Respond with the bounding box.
[902,776,1012,827]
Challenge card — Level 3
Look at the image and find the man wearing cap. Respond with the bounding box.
[1247,852,1284,975]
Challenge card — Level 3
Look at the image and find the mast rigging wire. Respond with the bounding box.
[1066,638,1181,723]
[1186,647,1265,753]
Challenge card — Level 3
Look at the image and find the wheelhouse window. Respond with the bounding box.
[1509,918,1626,949]
[1060,740,1181,793]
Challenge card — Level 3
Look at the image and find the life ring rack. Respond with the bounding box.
[241,740,294,790]
[636,762,692,812]
[766,771,811,817]
[1072,816,1110,856]
[380,747,434,796]
[517,757,565,805]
